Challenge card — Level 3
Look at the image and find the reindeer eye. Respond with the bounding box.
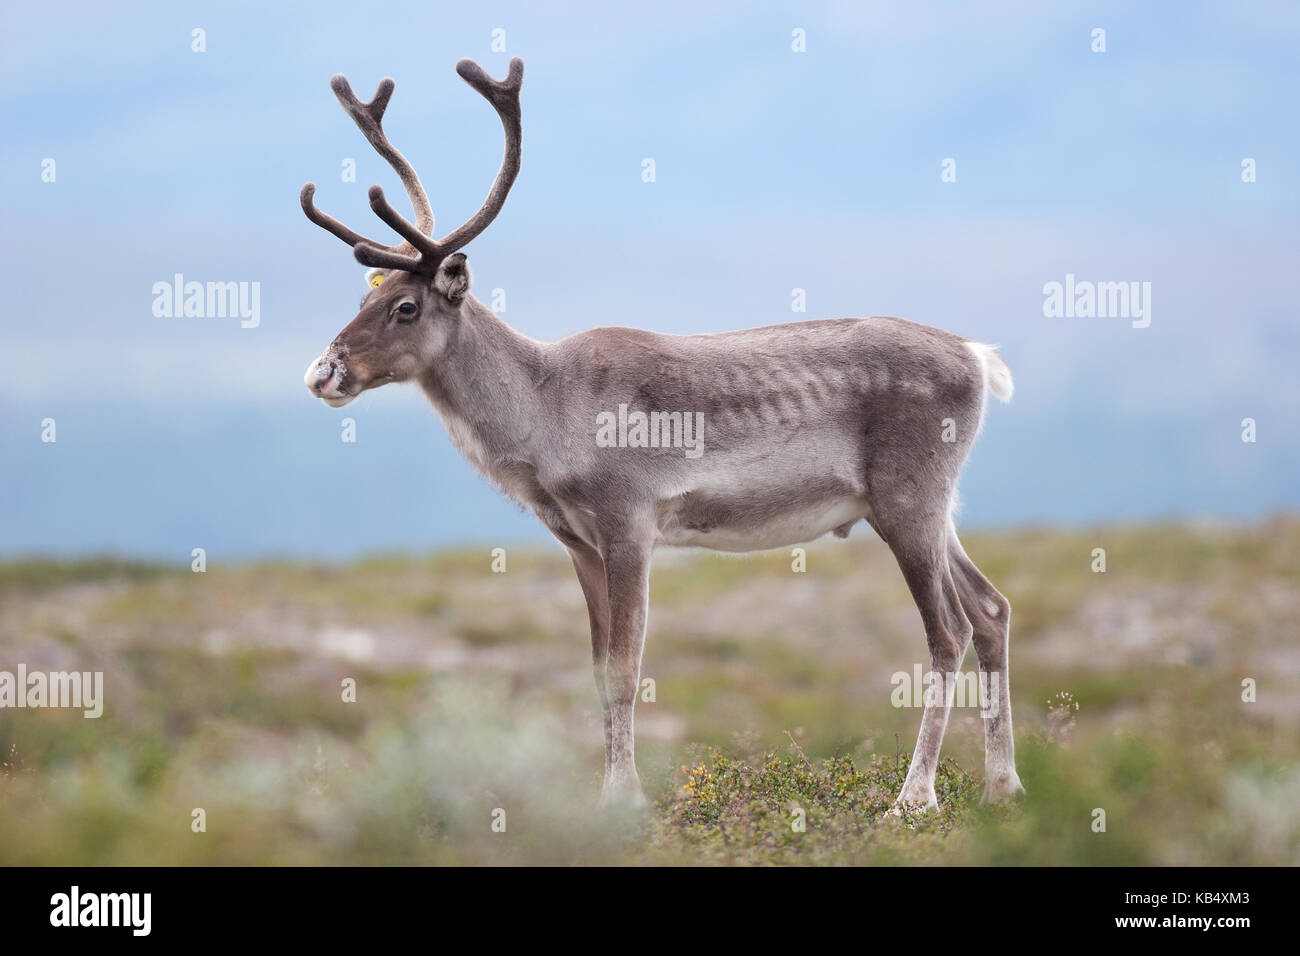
[393,300,419,322]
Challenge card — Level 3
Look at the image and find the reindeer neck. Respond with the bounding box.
[416,295,546,464]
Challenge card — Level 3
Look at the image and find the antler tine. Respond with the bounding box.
[352,240,424,273]
[434,58,525,254]
[367,185,439,259]
[329,74,436,239]
[300,183,376,248]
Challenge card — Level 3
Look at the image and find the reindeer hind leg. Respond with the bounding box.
[947,527,1024,803]
[869,496,973,812]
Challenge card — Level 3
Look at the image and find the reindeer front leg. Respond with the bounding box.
[568,545,613,782]
[597,537,653,809]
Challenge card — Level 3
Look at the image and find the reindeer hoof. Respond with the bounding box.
[598,783,648,814]
[980,771,1026,805]
[888,792,938,818]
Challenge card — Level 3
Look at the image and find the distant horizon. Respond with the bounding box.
[3,506,1295,567]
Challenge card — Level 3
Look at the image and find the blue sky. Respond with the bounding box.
[2,1,1298,559]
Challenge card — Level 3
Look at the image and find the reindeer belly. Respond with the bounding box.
[657,491,871,553]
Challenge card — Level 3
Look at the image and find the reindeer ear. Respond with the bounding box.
[365,267,389,289]
[433,253,471,304]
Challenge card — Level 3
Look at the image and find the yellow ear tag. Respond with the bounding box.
[369,274,386,288]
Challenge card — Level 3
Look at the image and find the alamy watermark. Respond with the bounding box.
[890,665,1000,717]
[152,273,260,328]
[0,666,103,718]
[596,404,705,459]
[50,886,150,936]
[1042,273,1151,328]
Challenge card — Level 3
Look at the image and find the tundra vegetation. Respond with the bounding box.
[1,518,1297,865]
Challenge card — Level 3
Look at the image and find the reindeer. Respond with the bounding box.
[301,58,1024,812]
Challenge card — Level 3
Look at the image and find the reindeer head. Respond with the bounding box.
[301,59,523,407]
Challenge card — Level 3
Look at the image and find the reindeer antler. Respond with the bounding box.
[301,58,524,274]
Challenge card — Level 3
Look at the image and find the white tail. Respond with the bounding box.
[968,341,1014,403]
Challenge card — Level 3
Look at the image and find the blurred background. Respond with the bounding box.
[0,1,1297,865]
